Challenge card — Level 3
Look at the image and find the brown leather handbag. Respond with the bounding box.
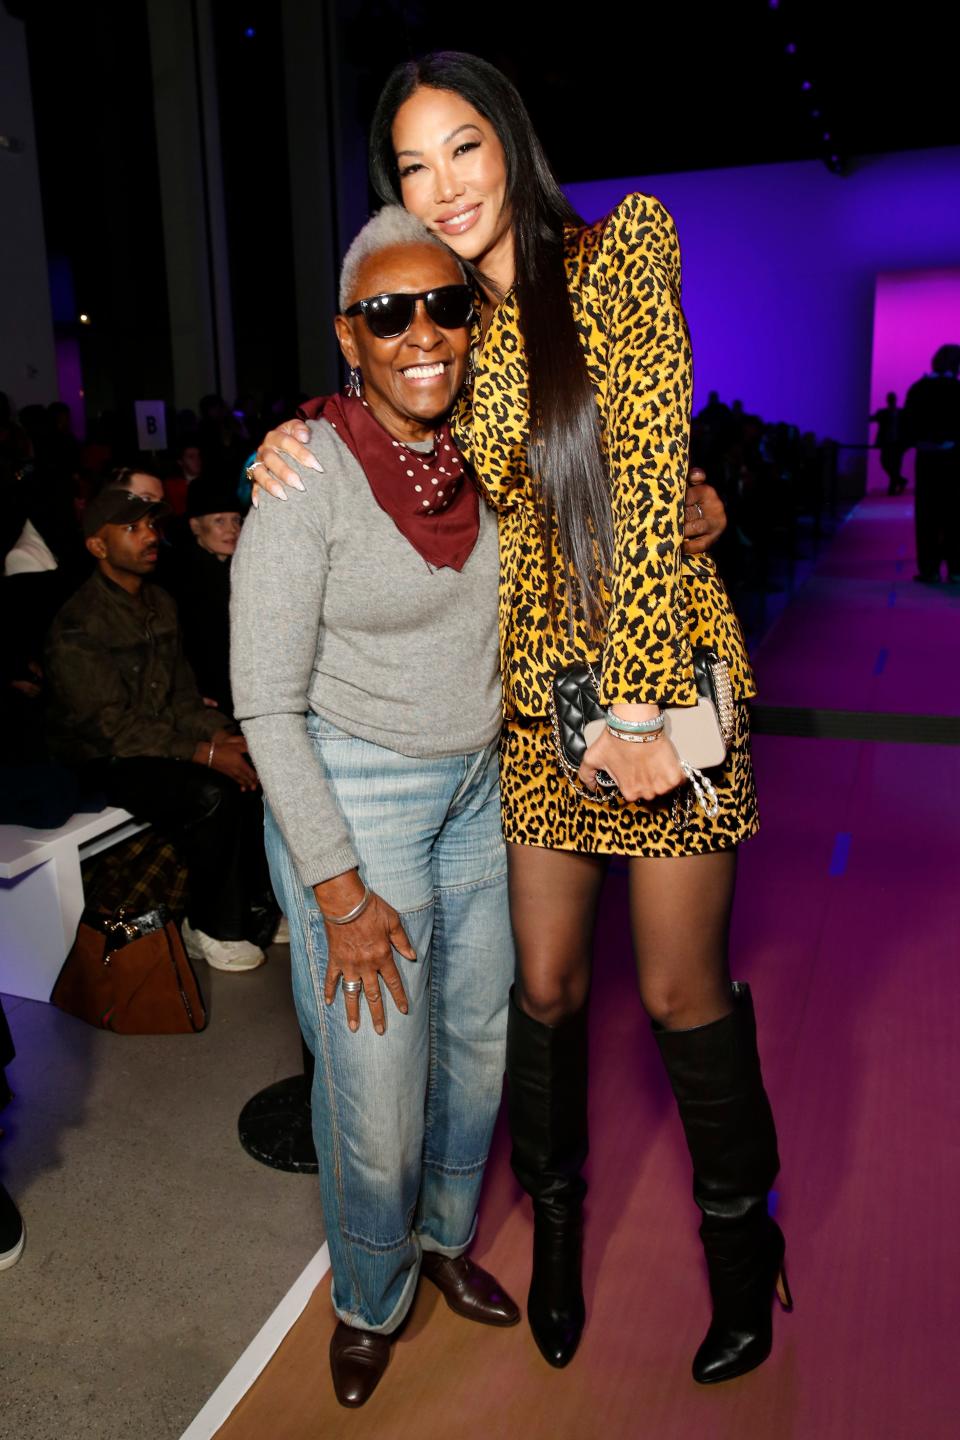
[51,906,207,1035]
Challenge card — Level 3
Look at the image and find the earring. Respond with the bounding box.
[347,366,363,399]
[465,345,478,388]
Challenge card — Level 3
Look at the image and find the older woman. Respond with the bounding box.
[230,207,517,1409]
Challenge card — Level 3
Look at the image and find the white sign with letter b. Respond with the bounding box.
[135,401,167,452]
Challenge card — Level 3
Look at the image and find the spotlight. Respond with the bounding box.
[801,81,812,91]
[79,313,91,325]
[811,108,821,118]
[822,132,831,142]
[244,26,256,37]
[785,42,796,55]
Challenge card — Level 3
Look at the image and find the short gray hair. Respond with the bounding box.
[338,206,465,311]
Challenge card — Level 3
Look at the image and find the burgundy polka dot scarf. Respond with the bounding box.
[299,392,480,572]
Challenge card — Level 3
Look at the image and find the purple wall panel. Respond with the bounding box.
[565,147,960,445]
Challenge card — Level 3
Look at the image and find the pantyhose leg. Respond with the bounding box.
[626,848,737,1031]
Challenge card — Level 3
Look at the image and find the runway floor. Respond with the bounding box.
[212,494,960,1440]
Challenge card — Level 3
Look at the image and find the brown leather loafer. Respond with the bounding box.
[420,1250,520,1327]
[329,1321,392,1407]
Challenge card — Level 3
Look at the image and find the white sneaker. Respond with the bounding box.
[0,1184,25,1271]
[272,914,290,945]
[181,920,266,973]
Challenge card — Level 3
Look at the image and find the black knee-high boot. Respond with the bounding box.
[506,987,589,1368]
[654,982,792,1385]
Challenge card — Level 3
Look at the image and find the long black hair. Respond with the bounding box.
[369,51,613,633]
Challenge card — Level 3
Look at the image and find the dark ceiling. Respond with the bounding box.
[343,0,959,181]
[11,0,957,408]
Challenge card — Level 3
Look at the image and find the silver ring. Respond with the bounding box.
[245,460,265,481]
[341,979,363,994]
[694,501,704,520]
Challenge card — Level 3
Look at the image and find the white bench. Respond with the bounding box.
[0,807,148,1002]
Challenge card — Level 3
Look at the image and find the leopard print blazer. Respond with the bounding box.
[451,192,757,719]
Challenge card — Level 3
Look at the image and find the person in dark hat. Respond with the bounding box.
[43,488,269,972]
[167,478,244,717]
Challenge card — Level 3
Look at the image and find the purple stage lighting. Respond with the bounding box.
[566,147,960,444]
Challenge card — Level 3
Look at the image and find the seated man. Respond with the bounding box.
[44,486,272,972]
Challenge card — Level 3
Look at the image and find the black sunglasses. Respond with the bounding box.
[343,284,474,339]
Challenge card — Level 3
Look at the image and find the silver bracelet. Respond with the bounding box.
[321,883,371,926]
[207,739,215,767]
[606,725,663,744]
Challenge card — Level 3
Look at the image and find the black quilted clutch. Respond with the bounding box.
[548,661,617,793]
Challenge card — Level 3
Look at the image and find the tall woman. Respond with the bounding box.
[256,52,789,1386]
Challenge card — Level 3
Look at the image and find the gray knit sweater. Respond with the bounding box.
[230,420,501,887]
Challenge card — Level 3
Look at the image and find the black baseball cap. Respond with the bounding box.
[82,489,170,539]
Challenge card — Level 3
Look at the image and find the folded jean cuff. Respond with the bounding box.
[330,1249,420,1336]
[416,1213,478,1258]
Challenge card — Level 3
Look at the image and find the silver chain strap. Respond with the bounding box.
[548,662,616,803]
[679,761,720,818]
[709,658,736,747]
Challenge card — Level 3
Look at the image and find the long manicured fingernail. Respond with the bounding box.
[251,492,259,509]
[288,474,306,490]
[271,486,288,502]
[349,1020,358,1032]
[304,455,323,472]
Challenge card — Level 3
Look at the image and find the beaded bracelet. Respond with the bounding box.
[606,712,664,735]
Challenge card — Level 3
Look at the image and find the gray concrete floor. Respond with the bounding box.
[0,943,325,1440]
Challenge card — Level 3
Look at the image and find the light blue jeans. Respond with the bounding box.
[264,715,514,1333]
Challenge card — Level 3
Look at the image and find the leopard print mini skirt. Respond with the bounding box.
[499,703,760,856]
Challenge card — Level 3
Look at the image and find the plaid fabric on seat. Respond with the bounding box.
[82,829,189,919]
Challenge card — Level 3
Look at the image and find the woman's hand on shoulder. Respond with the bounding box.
[250,420,320,506]
[316,871,417,1036]
[683,467,727,555]
[579,727,685,803]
